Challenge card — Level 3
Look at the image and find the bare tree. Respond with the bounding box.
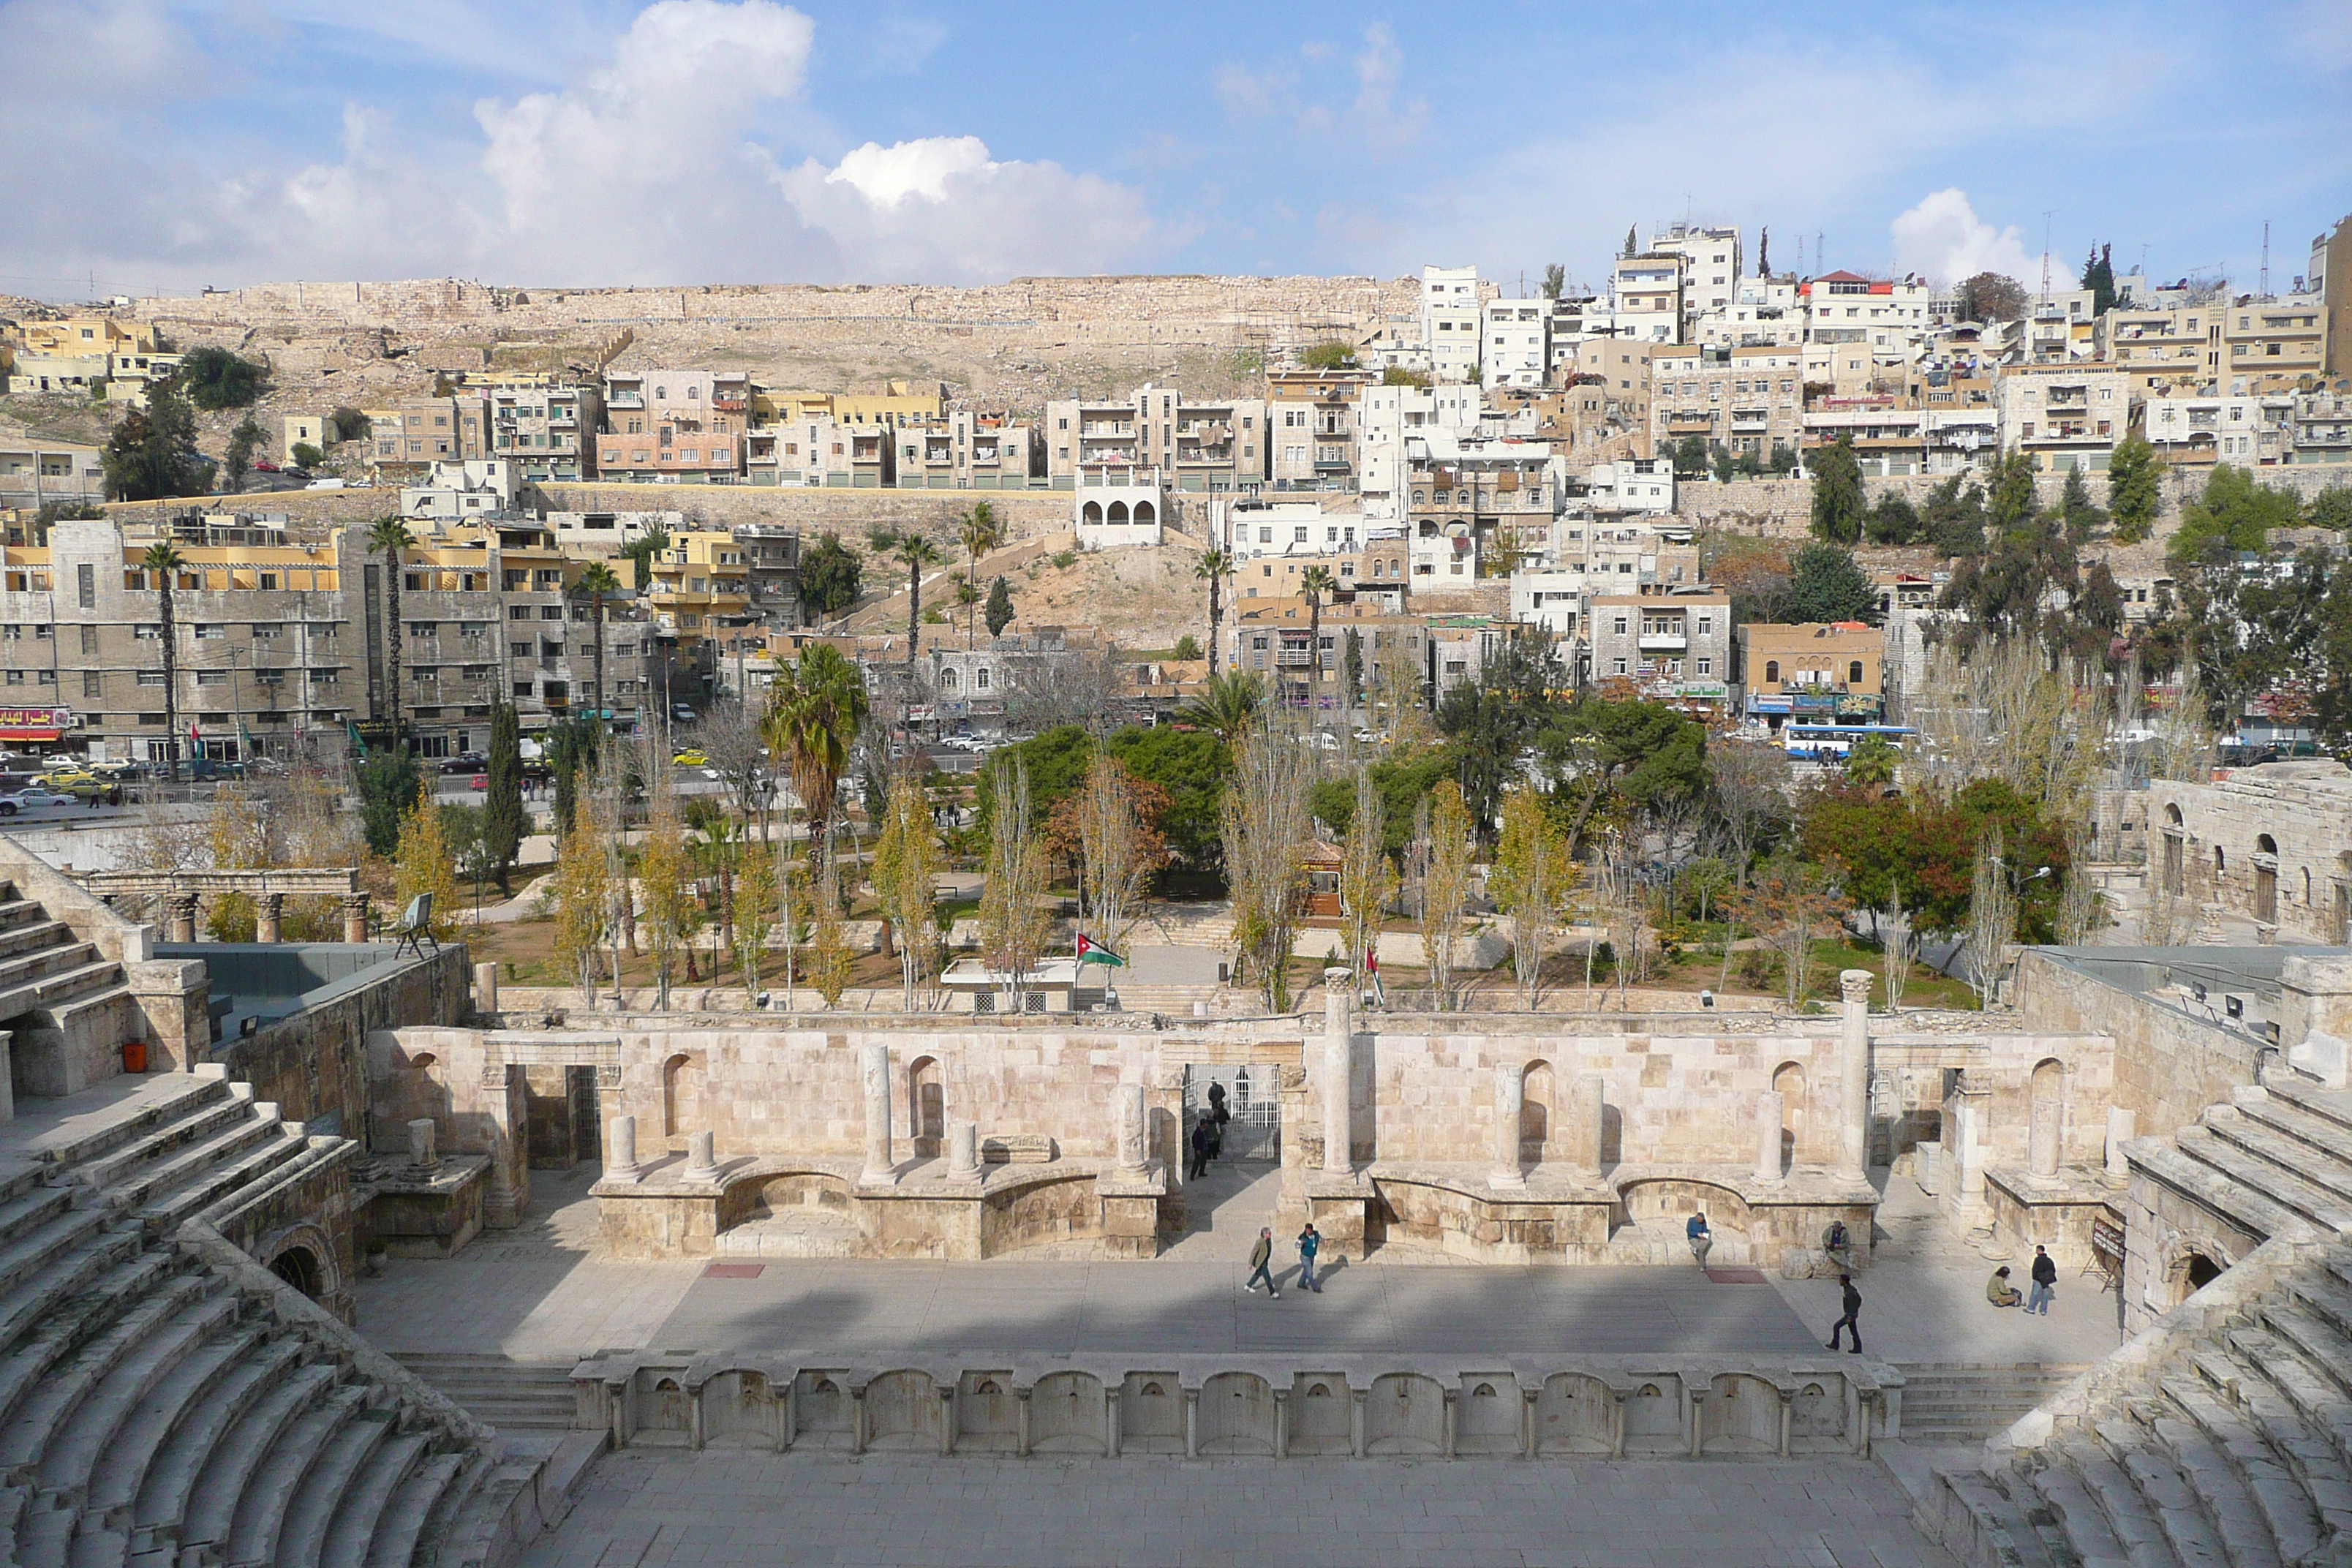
[1336,768,1398,985]
[1071,754,1164,954]
[1967,829,2019,1009]
[872,772,943,1009]
[1705,739,1791,883]
[1879,897,1916,1014]
[1222,720,1315,1010]
[1003,641,1126,735]
[1417,782,1473,1008]
[697,697,776,838]
[981,755,1052,1009]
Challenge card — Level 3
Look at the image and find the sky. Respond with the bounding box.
[2,0,2349,301]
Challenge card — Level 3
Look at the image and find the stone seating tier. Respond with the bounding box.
[0,1071,587,1567]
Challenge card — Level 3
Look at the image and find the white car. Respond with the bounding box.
[0,789,77,815]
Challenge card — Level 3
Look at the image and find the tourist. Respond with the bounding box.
[1297,1223,1323,1293]
[1823,1218,1852,1272]
[1826,1274,1863,1352]
[1188,1116,1210,1181]
[1205,1098,1226,1171]
[1987,1266,2022,1308]
[1686,1210,1711,1269]
[2028,1246,2057,1316]
[1245,1227,1279,1297]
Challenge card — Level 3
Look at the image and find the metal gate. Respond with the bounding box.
[1182,1064,1281,1161]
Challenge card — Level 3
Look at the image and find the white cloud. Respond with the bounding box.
[1352,23,1423,147]
[1891,189,2037,287]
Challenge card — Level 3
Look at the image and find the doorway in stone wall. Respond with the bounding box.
[1175,1063,1283,1257]
[569,1066,601,1164]
[1184,1064,1281,1161]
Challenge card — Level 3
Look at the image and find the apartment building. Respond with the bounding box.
[1046,386,1267,491]
[482,376,602,482]
[1610,254,1684,343]
[745,416,891,487]
[1230,540,1410,605]
[1738,621,1883,727]
[1267,369,1375,490]
[1226,598,1433,709]
[2313,214,2351,377]
[402,459,521,521]
[364,396,491,479]
[593,415,743,483]
[603,369,751,425]
[1802,401,1999,476]
[644,530,750,663]
[1404,434,1558,584]
[1356,382,1482,518]
[1802,272,1932,353]
[1648,344,1805,461]
[1648,225,1743,325]
[1574,340,1656,447]
[1702,276,1803,348]
[1,316,180,404]
[1582,459,1676,512]
[546,509,679,553]
[1585,592,1733,712]
[757,382,946,429]
[1481,299,1550,389]
[1422,265,1484,382]
[1996,364,2131,470]
[2288,392,2352,467]
[0,439,106,510]
[893,411,1039,491]
[2017,287,2098,363]
[1217,499,1369,561]
[2140,394,2296,467]
[2223,294,2327,393]
[2097,301,2224,394]
[734,523,803,627]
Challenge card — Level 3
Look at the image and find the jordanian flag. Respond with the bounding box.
[1074,932,1126,968]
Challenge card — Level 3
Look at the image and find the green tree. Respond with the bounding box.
[102,381,209,500]
[1866,493,1921,546]
[1808,436,1866,543]
[1192,548,1230,676]
[1955,272,2027,323]
[2106,435,2164,543]
[1492,788,1576,1002]
[1537,694,1708,853]
[2308,487,2352,533]
[393,793,462,942]
[2057,464,2106,543]
[1844,733,1900,786]
[1301,341,1357,369]
[872,772,943,1008]
[867,525,944,665]
[1787,543,1878,624]
[1105,725,1229,879]
[1436,633,1568,833]
[1298,565,1336,706]
[764,643,870,846]
[618,523,671,592]
[1540,263,1566,300]
[329,406,370,442]
[1310,746,1458,859]
[1922,474,1988,556]
[1341,628,1364,706]
[1169,633,1203,663]
[222,415,267,493]
[2080,243,2117,315]
[483,702,524,894]
[366,516,415,745]
[140,542,185,780]
[358,748,424,857]
[795,534,861,620]
[290,441,324,470]
[176,345,268,410]
[1669,434,1710,477]
[1986,453,2041,539]
[570,559,623,727]
[984,574,1016,637]
[2170,464,2302,562]
[546,716,595,839]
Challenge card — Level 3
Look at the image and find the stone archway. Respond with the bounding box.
[256,1221,342,1311]
[908,1055,944,1159]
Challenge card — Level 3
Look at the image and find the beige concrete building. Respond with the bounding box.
[894,410,1039,491]
[2222,293,2327,394]
[1267,369,1375,491]
[1997,363,2132,470]
[1585,592,1732,711]
[2097,301,2224,396]
[363,395,491,478]
[0,438,107,510]
[1047,385,1267,493]
[1736,621,1884,727]
[1610,253,1684,344]
[478,375,602,482]
[1648,344,1805,463]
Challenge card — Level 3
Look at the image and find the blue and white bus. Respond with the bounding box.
[1782,723,1914,763]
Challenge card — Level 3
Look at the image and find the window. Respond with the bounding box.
[1849,660,1865,684]
[976,668,991,690]
[1765,660,1780,682]
[195,671,229,687]
[1696,658,1711,676]
[134,623,160,640]
[137,671,165,687]
[193,624,225,640]
[1612,616,1628,635]
[510,606,532,621]
[1611,658,1627,675]
[309,668,338,685]
[76,563,94,609]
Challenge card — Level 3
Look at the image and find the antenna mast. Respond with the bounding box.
[2261,221,2270,298]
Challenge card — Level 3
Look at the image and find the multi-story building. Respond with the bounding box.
[592,411,742,484]
[1216,499,1370,562]
[363,395,491,479]
[1229,541,1410,606]
[2139,394,2296,468]
[1610,253,1684,343]
[0,438,106,511]
[1267,369,1375,491]
[546,509,679,553]
[1584,592,1733,712]
[1703,275,1803,348]
[2097,301,2224,395]
[482,376,603,482]
[2312,214,2351,377]
[1481,299,1550,389]
[2288,392,2352,467]
[2019,287,2099,363]
[1996,364,2131,470]
[1648,225,1742,328]
[734,523,802,628]
[1582,459,1676,512]
[1801,401,1999,476]
[1,316,181,404]
[1573,340,1656,448]
[2222,294,2327,393]
[891,411,1038,491]
[745,415,891,487]
[644,530,751,670]
[1045,386,1266,491]
[1738,621,1883,728]
[756,382,946,430]
[1421,265,1484,382]
[1801,272,1932,391]
[1647,344,1806,463]
[1403,434,1558,584]
[1356,381,1482,518]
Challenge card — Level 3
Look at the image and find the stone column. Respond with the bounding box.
[256,892,284,944]
[2105,1108,2136,1182]
[342,892,372,944]
[860,1043,895,1184]
[1575,1074,1605,1175]
[1490,1062,1526,1191]
[1322,986,1354,1176]
[2029,1096,2062,1183]
[166,893,199,943]
[407,1117,440,1172]
[948,1119,980,1180]
[1115,1084,1147,1175]
[1839,970,1872,1181]
[1753,1090,1784,1184]
[683,1130,720,1183]
[607,1114,641,1182]
[475,961,500,1016]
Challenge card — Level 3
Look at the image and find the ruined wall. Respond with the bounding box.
[2011,950,2264,1142]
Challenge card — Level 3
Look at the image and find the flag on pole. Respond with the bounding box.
[1074,932,1126,968]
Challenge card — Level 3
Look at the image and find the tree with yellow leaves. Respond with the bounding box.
[871,773,943,1009]
[1415,781,1474,1008]
[807,849,856,1008]
[733,837,779,1000]
[1492,786,1577,1006]
[393,794,462,943]
[1336,766,1398,987]
[550,814,610,1004]
[636,788,694,1010]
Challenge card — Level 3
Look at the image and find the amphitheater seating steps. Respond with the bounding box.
[0,881,130,1032]
[390,1354,581,1431]
[0,1071,558,1567]
[1894,1363,2088,1443]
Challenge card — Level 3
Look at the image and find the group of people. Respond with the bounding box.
[1989,1247,2060,1314]
[1245,1224,1322,1299]
[1188,1086,1229,1180]
[1687,1208,1867,1352]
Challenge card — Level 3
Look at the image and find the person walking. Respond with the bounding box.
[1686,1210,1712,1270]
[1188,1116,1210,1181]
[2027,1245,2057,1316]
[1297,1224,1323,1293]
[1245,1226,1279,1297]
[1826,1273,1863,1352]
[1204,1098,1226,1172]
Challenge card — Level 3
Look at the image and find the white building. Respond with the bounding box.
[1585,459,1676,513]
[2141,394,2296,467]
[1075,473,1165,551]
[1422,265,1484,382]
[1356,382,1483,519]
[1509,567,1587,636]
[1611,254,1685,343]
[1648,225,1742,327]
[400,459,519,521]
[1216,498,1369,561]
[1481,299,1550,390]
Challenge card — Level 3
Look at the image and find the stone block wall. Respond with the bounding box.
[219,943,470,1144]
[2012,951,2263,1143]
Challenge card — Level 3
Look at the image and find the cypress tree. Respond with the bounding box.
[483,703,524,894]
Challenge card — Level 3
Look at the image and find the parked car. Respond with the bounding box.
[0,789,78,814]
[470,774,489,791]
[671,705,698,724]
[671,748,709,767]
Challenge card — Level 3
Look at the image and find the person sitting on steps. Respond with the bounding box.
[1987,1265,2023,1308]
[1686,1210,1711,1269]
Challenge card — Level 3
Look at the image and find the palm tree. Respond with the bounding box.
[1298,565,1337,711]
[140,542,184,781]
[957,502,1005,648]
[868,526,945,665]
[1194,548,1231,677]
[1175,670,1264,748]
[366,516,415,745]
[763,644,870,847]
[570,559,623,732]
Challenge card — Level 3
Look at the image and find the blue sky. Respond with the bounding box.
[2,0,2348,297]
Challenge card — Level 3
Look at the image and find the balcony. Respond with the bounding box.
[712,396,746,412]
[1637,630,1687,652]
[606,393,644,410]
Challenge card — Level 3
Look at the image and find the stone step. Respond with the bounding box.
[20,1077,232,1172]
[363,1450,467,1568]
[34,1292,241,1501]
[2202,1107,2352,1208]
[0,940,102,998]
[97,1109,284,1214]
[0,1271,213,1477]
[0,1206,111,1304]
[272,1409,401,1567]
[437,1460,544,1568]
[2230,1089,2352,1166]
[2159,1380,2325,1564]
[161,1362,341,1553]
[391,1354,578,1430]
[407,1450,500,1568]
[2174,1126,2352,1234]
[0,1183,76,1251]
[2129,1137,2324,1245]
[81,1322,262,1526]
[0,916,78,964]
[0,959,129,1024]
[2146,1412,2285,1568]
[317,1430,430,1568]
[2098,1417,2234,1568]
[0,1249,178,1434]
[2012,1460,2130,1564]
[2188,1346,2352,1510]
[2053,1433,2187,1568]
[70,1089,257,1193]
[2256,1303,2352,1408]
[0,1226,146,1358]
[49,986,137,1039]
[1936,1469,2059,1568]
[132,1123,309,1232]
[190,1136,357,1235]
[2254,1074,2352,1141]
[2225,1329,2352,1480]
[129,1343,319,1545]
[206,1384,370,1562]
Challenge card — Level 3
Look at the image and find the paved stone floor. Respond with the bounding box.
[520,1449,1956,1568]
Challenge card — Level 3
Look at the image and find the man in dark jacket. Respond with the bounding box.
[2027,1245,2057,1316]
[1826,1274,1863,1352]
[1245,1227,1279,1297]
[1297,1224,1323,1293]
[1188,1117,1211,1180]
